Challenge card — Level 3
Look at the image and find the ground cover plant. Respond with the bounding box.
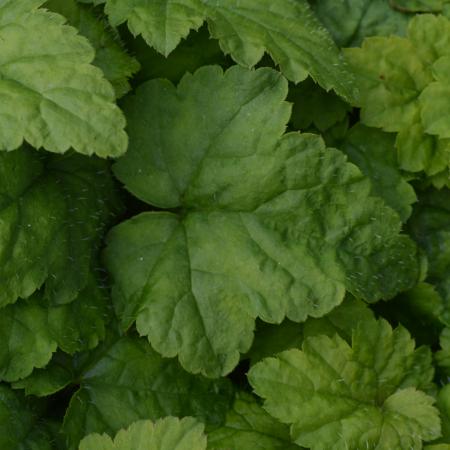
[4,0,450,448]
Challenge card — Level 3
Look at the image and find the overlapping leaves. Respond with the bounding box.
[88,0,357,101]
[106,65,419,377]
[0,0,127,156]
[249,317,440,449]
[345,14,450,181]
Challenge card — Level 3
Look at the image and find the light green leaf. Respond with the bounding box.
[421,58,450,139]
[44,0,140,98]
[345,14,450,177]
[341,124,416,221]
[395,123,450,175]
[79,417,207,450]
[0,147,121,307]
[63,336,234,450]
[101,0,357,101]
[310,0,410,47]
[207,392,299,450]
[0,385,54,450]
[0,0,127,156]
[107,65,419,377]
[248,317,440,449]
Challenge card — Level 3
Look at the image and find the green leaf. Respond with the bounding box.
[128,25,228,85]
[436,328,450,374]
[45,271,111,354]
[421,57,450,139]
[340,124,416,221]
[390,0,444,13]
[79,417,207,450]
[101,0,357,101]
[107,65,419,377]
[248,317,440,449]
[310,0,410,47]
[436,384,450,443]
[408,188,450,324]
[345,35,429,131]
[207,392,299,450]
[247,296,373,365]
[63,335,234,450]
[0,385,55,449]
[0,0,127,156]
[0,273,111,382]
[0,147,121,307]
[44,0,140,98]
[345,14,450,177]
[0,295,56,382]
[373,282,446,346]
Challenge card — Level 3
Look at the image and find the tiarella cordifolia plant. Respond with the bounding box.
[3,0,450,449]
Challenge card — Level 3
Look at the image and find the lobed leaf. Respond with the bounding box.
[345,14,450,178]
[100,0,357,101]
[0,0,127,156]
[79,417,207,450]
[106,65,420,377]
[248,317,440,449]
[44,0,140,98]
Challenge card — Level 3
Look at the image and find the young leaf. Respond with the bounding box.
[100,0,357,101]
[0,147,121,307]
[207,392,299,450]
[43,0,140,98]
[106,65,419,377]
[345,14,450,178]
[79,417,207,450]
[0,0,127,156]
[436,328,450,374]
[63,336,234,450]
[248,317,440,449]
[128,25,228,85]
